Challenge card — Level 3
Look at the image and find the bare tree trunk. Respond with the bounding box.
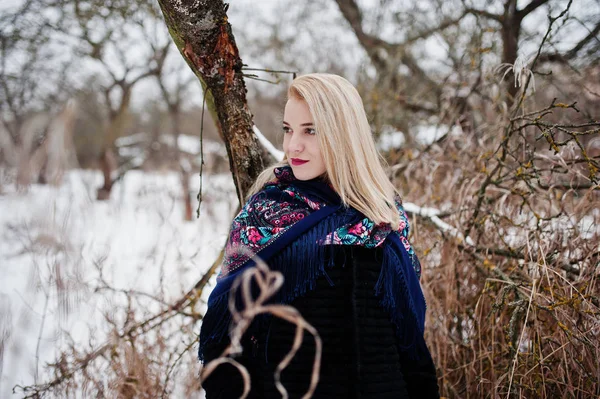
[502,0,521,103]
[172,108,193,221]
[31,100,78,185]
[16,149,32,189]
[157,0,266,204]
[97,148,118,200]
[97,87,131,200]
[180,161,193,221]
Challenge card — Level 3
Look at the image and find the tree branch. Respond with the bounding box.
[464,7,503,23]
[538,20,600,63]
[404,12,468,45]
[334,0,441,95]
[334,0,389,59]
[517,0,550,21]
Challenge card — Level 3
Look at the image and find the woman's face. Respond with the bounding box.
[282,97,327,181]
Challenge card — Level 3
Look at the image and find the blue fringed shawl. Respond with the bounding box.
[198,166,427,362]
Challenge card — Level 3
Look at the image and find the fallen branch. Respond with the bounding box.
[404,202,475,246]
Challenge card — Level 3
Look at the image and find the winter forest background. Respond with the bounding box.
[1,0,599,397]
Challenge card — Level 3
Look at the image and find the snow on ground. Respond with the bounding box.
[0,169,237,398]
[115,132,227,158]
[377,123,462,151]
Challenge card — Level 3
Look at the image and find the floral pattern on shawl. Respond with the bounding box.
[320,197,421,278]
[218,166,422,280]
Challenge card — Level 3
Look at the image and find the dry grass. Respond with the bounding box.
[395,84,600,397]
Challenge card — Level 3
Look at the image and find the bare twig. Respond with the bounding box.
[201,250,322,399]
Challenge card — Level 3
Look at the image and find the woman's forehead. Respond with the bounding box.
[283,97,313,124]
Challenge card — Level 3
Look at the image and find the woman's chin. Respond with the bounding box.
[290,168,312,181]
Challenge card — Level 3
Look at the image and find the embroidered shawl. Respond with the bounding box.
[199,166,426,361]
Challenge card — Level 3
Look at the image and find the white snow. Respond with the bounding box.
[403,202,475,246]
[376,123,463,151]
[414,124,462,145]
[114,132,148,147]
[162,134,227,157]
[0,169,237,397]
[377,128,405,151]
[117,145,145,158]
[115,132,227,158]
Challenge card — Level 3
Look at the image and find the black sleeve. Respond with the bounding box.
[201,334,263,399]
[399,336,441,399]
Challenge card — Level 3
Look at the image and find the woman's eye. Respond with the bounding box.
[305,128,316,135]
[282,126,291,134]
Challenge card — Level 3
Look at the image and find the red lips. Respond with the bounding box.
[291,158,309,166]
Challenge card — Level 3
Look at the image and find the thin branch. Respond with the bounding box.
[196,87,208,218]
[333,0,441,93]
[517,0,550,21]
[16,248,224,397]
[539,20,600,62]
[403,12,468,45]
[464,7,503,23]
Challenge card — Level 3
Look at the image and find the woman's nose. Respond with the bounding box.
[288,133,304,153]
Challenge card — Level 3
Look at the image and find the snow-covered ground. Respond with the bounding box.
[377,123,462,151]
[0,169,237,397]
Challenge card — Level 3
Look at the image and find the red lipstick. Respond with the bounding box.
[291,158,309,166]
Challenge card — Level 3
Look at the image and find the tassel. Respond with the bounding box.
[375,234,427,359]
[198,292,232,363]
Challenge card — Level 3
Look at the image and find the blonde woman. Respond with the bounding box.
[200,73,439,398]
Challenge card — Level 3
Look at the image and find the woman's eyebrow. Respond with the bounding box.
[282,121,314,126]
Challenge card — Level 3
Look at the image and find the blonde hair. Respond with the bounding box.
[248,73,401,230]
